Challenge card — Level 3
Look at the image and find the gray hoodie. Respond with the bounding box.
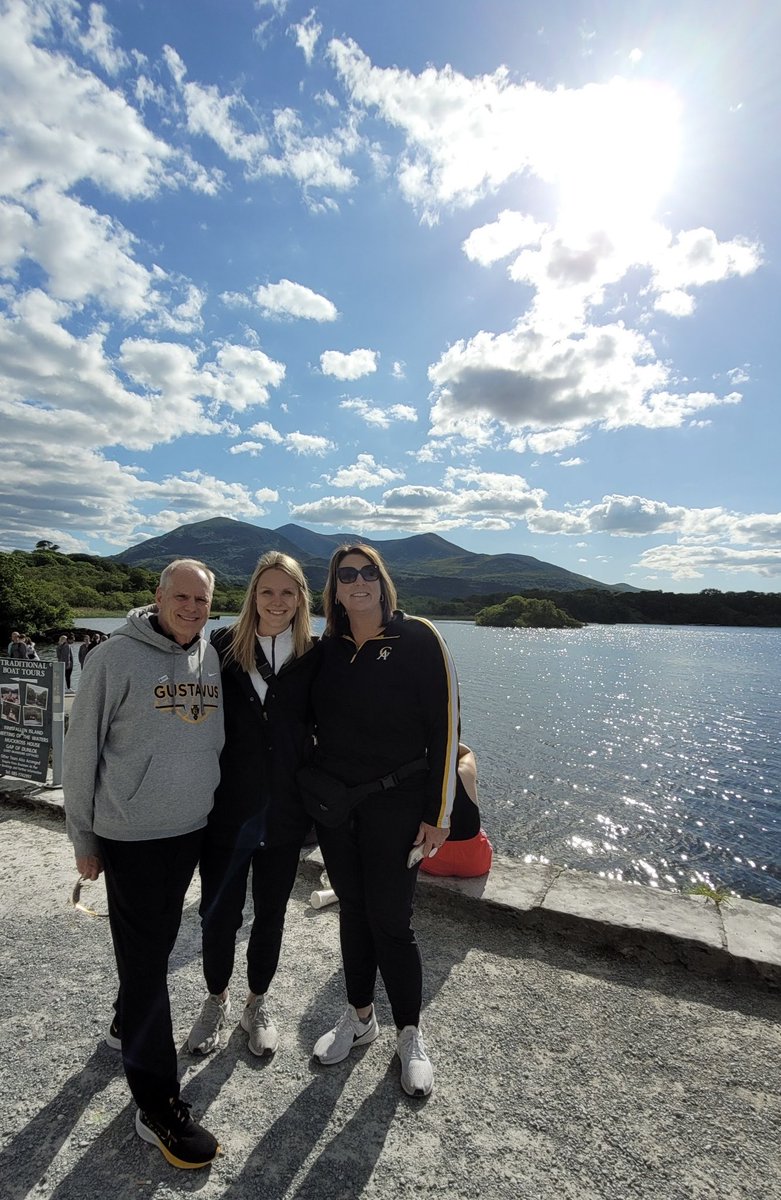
[63,611,224,859]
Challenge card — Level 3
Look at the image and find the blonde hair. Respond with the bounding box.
[223,551,313,672]
[322,543,397,637]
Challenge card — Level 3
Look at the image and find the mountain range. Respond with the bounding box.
[113,518,638,597]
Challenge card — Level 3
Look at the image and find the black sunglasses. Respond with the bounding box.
[336,564,381,583]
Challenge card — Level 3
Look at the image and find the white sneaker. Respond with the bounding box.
[397,1025,434,1097]
[187,993,231,1055]
[313,1005,379,1065]
[240,994,279,1056]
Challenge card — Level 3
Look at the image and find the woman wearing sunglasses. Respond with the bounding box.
[308,543,460,1097]
[187,551,319,1058]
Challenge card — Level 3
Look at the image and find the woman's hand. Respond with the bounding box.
[414,821,450,859]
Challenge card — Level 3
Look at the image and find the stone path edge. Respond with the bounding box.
[3,778,780,991]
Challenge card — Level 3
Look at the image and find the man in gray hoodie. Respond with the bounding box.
[64,559,224,1169]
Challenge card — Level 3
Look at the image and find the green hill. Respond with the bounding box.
[113,518,635,594]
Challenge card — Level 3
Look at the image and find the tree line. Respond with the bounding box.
[507,587,781,627]
[0,548,249,641]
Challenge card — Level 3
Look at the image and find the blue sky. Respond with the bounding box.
[1,0,778,591]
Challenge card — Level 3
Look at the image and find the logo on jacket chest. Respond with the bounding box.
[377,646,392,661]
[153,681,220,724]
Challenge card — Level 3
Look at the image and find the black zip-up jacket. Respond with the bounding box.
[207,626,320,849]
[311,611,460,828]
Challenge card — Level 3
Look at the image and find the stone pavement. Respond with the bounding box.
[3,794,781,1200]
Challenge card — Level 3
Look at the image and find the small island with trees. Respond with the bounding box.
[474,595,584,629]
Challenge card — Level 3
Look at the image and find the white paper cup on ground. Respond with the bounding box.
[310,888,338,909]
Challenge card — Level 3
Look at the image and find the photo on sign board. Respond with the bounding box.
[2,701,20,723]
[22,705,43,727]
[1,685,20,705]
[25,684,49,709]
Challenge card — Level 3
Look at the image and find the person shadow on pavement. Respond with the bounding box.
[0,1045,124,1200]
[218,1056,369,1200]
[285,1058,406,1200]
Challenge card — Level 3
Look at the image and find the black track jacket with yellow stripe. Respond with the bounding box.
[310,611,460,829]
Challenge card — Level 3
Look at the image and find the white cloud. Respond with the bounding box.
[463,209,546,265]
[255,279,338,321]
[510,429,586,455]
[24,184,153,317]
[327,454,404,490]
[560,457,584,467]
[285,431,334,455]
[441,467,547,517]
[472,518,512,530]
[289,466,546,531]
[135,74,166,108]
[328,39,760,344]
[635,544,781,580]
[293,10,321,65]
[321,348,378,380]
[164,45,270,167]
[428,316,742,445]
[649,227,761,310]
[268,107,358,194]
[389,404,418,422]
[139,470,279,531]
[340,397,417,427]
[200,343,286,411]
[329,38,555,220]
[148,281,205,335]
[329,40,681,230]
[0,430,278,550]
[229,441,267,456]
[289,494,376,525]
[80,3,129,76]
[391,360,406,380]
[245,420,284,443]
[653,288,695,317]
[525,495,781,551]
[527,495,688,537]
[163,42,358,197]
[0,4,176,201]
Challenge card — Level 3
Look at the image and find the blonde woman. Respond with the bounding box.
[188,551,319,1057]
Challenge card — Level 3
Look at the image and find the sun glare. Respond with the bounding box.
[555,78,681,243]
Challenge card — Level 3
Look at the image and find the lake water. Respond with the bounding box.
[67,617,781,905]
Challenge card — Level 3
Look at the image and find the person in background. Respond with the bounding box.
[24,636,39,660]
[419,744,493,878]
[188,551,319,1058]
[307,544,459,1098]
[63,559,225,1170]
[57,635,74,691]
[78,633,91,668]
[6,631,22,656]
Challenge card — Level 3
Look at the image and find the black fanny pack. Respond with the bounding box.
[297,758,428,828]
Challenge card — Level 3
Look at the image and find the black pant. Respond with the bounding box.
[317,795,424,1030]
[199,839,302,997]
[99,829,203,1112]
[64,665,72,689]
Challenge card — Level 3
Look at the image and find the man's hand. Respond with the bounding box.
[414,821,450,860]
[76,854,103,881]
